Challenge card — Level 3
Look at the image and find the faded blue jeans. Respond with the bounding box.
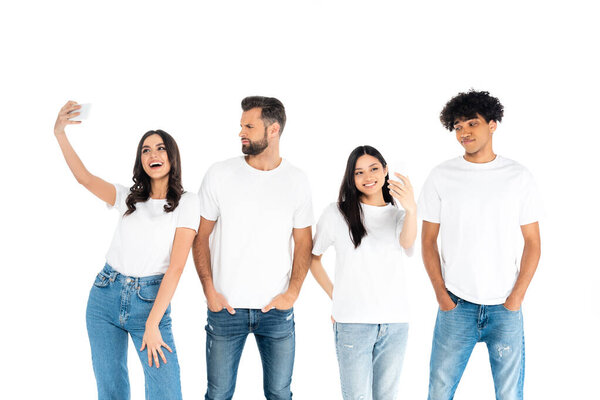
[428,291,525,400]
[334,322,409,400]
[86,264,181,400]
[205,308,295,400]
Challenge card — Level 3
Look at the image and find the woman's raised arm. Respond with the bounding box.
[54,101,116,205]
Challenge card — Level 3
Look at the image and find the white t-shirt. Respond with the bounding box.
[199,156,314,309]
[312,202,411,323]
[418,156,542,305]
[105,184,201,277]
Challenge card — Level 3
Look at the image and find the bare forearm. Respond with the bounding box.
[310,256,333,299]
[192,237,216,296]
[399,210,417,249]
[422,242,447,299]
[288,242,312,296]
[54,131,93,186]
[508,240,541,302]
[145,266,184,327]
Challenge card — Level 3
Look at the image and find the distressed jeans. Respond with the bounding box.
[86,264,181,400]
[428,291,525,400]
[205,308,295,400]
[334,322,409,400]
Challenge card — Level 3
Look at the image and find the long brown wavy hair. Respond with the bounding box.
[124,130,183,216]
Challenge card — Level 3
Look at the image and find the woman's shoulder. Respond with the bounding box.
[317,202,344,223]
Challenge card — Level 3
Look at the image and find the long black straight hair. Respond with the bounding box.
[338,145,394,248]
[124,129,183,216]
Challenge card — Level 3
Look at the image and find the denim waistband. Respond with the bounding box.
[99,263,164,285]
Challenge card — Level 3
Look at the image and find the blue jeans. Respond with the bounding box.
[428,291,525,400]
[205,308,295,400]
[86,264,181,400]
[334,323,409,400]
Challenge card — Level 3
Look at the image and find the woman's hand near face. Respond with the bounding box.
[389,173,417,249]
[54,101,81,135]
[388,173,416,214]
[140,325,173,368]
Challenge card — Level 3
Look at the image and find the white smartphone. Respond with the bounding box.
[69,103,91,121]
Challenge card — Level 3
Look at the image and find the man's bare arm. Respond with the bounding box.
[192,217,235,314]
[422,221,456,311]
[504,222,541,311]
[262,226,313,312]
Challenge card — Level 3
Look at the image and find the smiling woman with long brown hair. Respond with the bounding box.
[53,101,199,400]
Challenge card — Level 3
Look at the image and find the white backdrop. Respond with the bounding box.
[2,1,598,398]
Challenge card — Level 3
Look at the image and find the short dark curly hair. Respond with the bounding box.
[241,96,286,135]
[440,90,504,131]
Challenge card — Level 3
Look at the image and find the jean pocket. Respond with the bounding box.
[207,308,229,315]
[137,283,160,302]
[271,307,293,313]
[93,273,110,288]
[502,304,521,313]
[440,300,460,313]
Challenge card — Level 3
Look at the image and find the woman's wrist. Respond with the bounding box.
[145,318,160,329]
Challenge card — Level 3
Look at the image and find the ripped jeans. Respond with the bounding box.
[428,291,525,400]
[334,322,409,400]
[204,308,295,400]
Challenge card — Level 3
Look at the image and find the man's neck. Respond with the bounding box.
[245,146,282,171]
[463,147,497,164]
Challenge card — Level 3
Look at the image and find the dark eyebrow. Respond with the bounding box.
[454,118,477,126]
[142,142,165,149]
[354,163,379,171]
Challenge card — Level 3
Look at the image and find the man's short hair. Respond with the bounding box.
[241,96,286,135]
[440,90,504,131]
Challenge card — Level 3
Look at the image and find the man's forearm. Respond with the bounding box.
[192,237,216,295]
[422,241,448,300]
[287,241,312,296]
[508,239,541,302]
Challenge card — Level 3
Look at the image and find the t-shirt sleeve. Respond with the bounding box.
[293,173,314,229]
[312,205,335,256]
[519,169,543,225]
[107,184,130,214]
[198,167,220,221]
[395,208,415,257]
[176,192,202,232]
[418,170,441,224]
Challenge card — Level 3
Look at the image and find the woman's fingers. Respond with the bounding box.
[394,173,412,187]
[60,101,76,111]
[61,102,80,113]
[150,348,158,368]
[64,112,80,120]
[158,348,167,364]
[62,106,81,117]
[162,342,173,353]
